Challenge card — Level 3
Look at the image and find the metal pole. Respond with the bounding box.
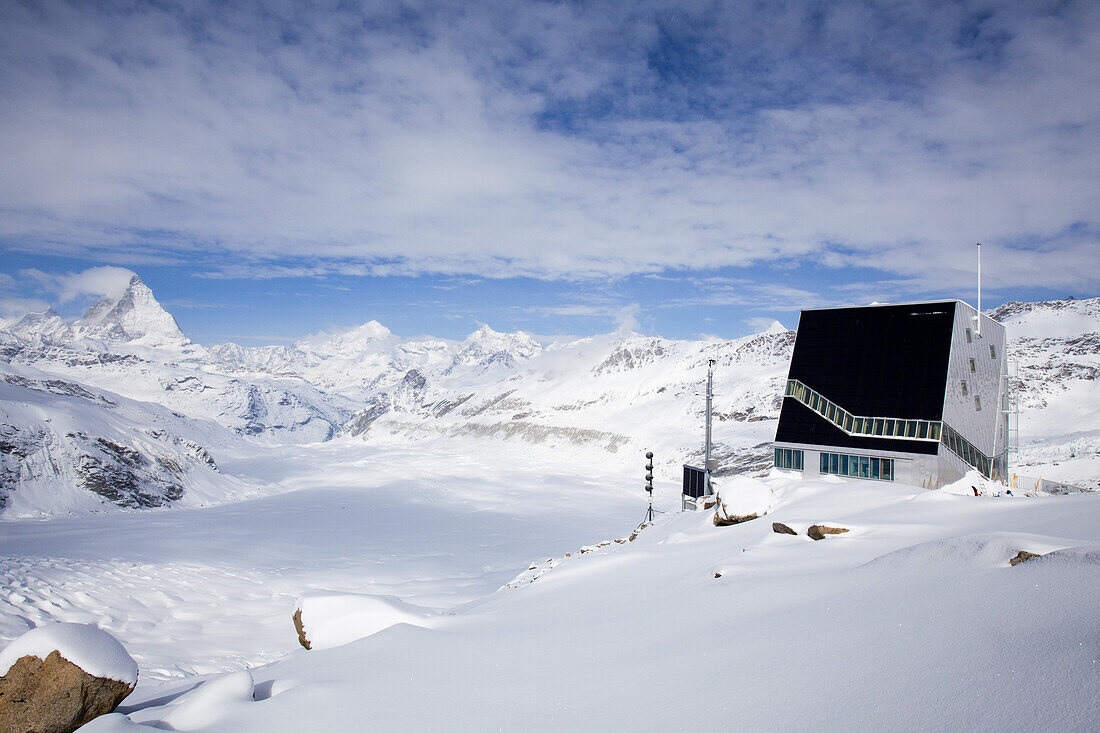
[976,242,982,337]
[705,358,715,495]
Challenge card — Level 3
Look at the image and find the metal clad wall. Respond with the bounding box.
[941,301,1008,458]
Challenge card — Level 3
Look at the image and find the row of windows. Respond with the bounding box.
[941,423,994,478]
[784,380,942,441]
[820,452,894,481]
[774,448,804,471]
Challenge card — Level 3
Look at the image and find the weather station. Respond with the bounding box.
[683,358,717,510]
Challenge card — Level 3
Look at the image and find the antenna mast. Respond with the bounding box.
[976,242,982,337]
[705,358,715,495]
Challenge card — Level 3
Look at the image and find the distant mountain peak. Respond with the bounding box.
[9,307,71,342]
[77,275,187,344]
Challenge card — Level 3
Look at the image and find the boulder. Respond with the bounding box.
[1009,550,1042,566]
[0,650,134,733]
[772,522,798,535]
[713,512,758,527]
[807,524,849,541]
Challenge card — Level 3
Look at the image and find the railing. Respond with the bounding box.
[784,378,1001,480]
[784,379,941,442]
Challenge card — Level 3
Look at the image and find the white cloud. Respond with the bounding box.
[745,317,786,333]
[0,297,50,320]
[0,1,1096,294]
[22,266,136,304]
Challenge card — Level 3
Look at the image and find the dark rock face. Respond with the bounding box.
[807,524,849,541]
[0,651,134,733]
[772,522,798,535]
[1009,550,1042,566]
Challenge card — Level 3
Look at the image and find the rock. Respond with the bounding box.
[713,512,758,527]
[292,608,311,650]
[1009,550,1042,566]
[807,524,849,541]
[772,522,798,535]
[0,650,134,733]
[714,572,722,578]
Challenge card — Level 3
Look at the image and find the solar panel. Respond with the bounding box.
[682,465,707,498]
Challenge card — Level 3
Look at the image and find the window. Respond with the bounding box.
[975,396,982,411]
[873,419,885,436]
[906,421,918,438]
[918,421,929,439]
[965,328,972,343]
[969,358,976,372]
[883,419,895,436]
[774,448,804,471]
[961,380,968,396]
[989,345,997,359]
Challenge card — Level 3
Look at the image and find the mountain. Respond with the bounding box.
[8,309,72,342]
[0,286,1097,517]
[989,296,1100,487]
[75,275,188,346]
[0,364,255,517]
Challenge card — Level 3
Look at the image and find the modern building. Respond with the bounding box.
[772,300,1009,489]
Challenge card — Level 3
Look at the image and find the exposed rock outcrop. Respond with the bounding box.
[807,524,849,541]
[0,650,134,733]
[1009,550,1042,566]
[772,522,798,535]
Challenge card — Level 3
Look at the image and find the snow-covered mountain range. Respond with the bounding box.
[1,276,1097,516]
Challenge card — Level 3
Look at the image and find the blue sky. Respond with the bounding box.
[1,1,1097,345]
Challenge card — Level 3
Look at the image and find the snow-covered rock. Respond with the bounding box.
[0,622,137,684]
[293,591,436,651]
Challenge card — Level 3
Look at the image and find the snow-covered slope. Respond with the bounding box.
[992,296,1100,488]
[58,470,1100,732]
[0,363,257,517]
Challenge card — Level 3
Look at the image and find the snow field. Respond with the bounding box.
[0,441,644,687]
[87,472,1100,732]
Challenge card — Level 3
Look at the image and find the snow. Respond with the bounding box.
[0,622,137,684]
[154,669,255,730]
[0,290,1098,730]
[294,591,436,650]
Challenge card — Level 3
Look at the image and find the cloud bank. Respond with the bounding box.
[0,0,1097,293]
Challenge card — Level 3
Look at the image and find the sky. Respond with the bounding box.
[1,0,1098,345]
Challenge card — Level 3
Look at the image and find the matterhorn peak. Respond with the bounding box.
[77,275,187,344]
